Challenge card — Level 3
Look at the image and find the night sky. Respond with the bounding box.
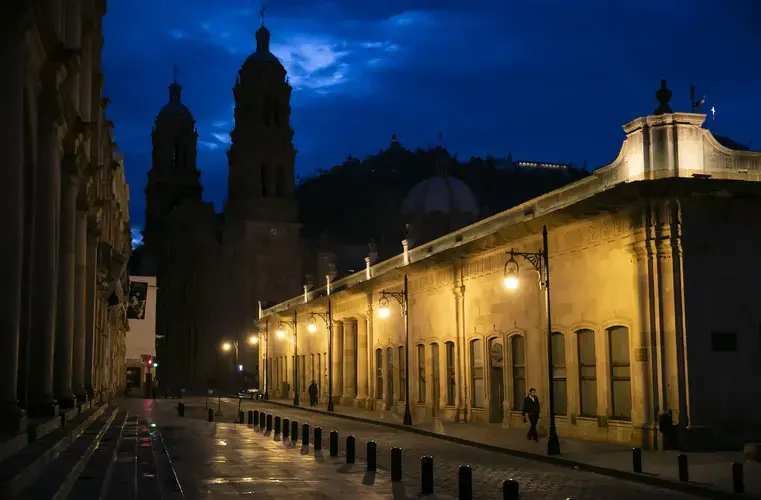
[101,0,761,243]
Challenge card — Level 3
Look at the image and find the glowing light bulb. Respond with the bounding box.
[307,323,317,333]
[276,330,286,339]
[378,306,391,318]
[503,274,519,290]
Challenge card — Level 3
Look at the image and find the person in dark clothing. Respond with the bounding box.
[308,380,318,406]
[522,388,540,441]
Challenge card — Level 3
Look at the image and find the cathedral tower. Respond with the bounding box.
[226,22,298,222]
[143,73,202,254]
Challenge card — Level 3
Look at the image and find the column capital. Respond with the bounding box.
[452,285,465,299]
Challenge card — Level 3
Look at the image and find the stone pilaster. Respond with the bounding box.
[332,320,343,401]
[28,84,63,417]
[341,318,357,404]
[0,25,27,433]
[453,285,467,422]
[54,165,79,409]
[71,197,89,402]
[84,219,99,399]
[365,305,374,409]
[355,314,368,407]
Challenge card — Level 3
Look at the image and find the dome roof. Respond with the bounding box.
[242,26,284,69]
[156,82,195,124]
[402,175,479,216]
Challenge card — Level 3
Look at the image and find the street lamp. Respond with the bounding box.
[378,274,412,426]
[220,336,259,389]
[259,321,270,400]
[276,311,299,406]
[308,298,334,411]
[503,225,560,456]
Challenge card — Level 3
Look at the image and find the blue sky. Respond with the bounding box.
[101,0,761,243]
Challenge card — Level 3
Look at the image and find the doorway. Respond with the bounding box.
[386,347,394,407]
[488,338,504,423]
[431,343,440,417]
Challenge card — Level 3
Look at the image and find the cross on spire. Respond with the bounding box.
[260,6,266,26]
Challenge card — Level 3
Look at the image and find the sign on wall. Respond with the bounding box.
[127,281,148,319]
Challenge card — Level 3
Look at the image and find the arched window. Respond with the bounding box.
[511,335,526,410]
[260,164,271,197]
[417,344,426,403]
[375,349,383,399]
[577,329,597,417]
[398,345,406,401]
[609,326,631,420]
[445,341,456,406]
[470,339,484,408]
[551,332,567,416]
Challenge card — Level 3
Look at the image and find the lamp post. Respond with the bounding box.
[503,225,560,455]
[307,298,334,411]
[263,321,269,400]
[276,310,299,406]
[222,335,258,392]
[378,274,412,426]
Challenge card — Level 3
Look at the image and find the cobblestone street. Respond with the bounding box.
[176,396,713,499]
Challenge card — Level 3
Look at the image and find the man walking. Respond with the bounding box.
[522,388,540,441]
[308,380,318,406]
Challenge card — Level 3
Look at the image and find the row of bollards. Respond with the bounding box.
[631,447,745,493]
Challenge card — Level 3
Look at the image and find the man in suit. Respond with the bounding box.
[522,388,540,441]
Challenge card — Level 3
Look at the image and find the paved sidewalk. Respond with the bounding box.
[126,398,451,499]
[249,397,760,498]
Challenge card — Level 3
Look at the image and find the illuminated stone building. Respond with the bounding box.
[1,0,131,437]
[257,82,761,449]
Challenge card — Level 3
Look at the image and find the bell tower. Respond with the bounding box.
[226,20,298,222]
[144,70,202,253]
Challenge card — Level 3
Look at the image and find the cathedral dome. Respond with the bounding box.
[155,82,195,126]
[242,25,285,70]
[402,175,479,216]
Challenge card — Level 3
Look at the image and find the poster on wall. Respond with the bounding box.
[127,281,148,319]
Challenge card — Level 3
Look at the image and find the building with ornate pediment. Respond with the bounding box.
[1,2,132,438]
[256,81,761,450]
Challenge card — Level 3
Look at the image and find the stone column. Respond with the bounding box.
[365,307,374,408]
[332,320,343,401]
[342,319,357,404]
[71,199,89,402]
[29,84,63,417]
[355,316,368,406]
[84,221,99,398]
[54,165,79,409]
[0,25,27,433]
[453,285,467,422]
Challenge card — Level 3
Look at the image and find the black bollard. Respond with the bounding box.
[367,441,377,471]
[274,416,281,435]
[177,402,185,417]
[732,462,744,493]
[238,410,244,424]
[346,436,356,463]
[329,431,339,456]
[283,418,290,438]
[247,410,253,425]
[207,408,213,422]
[391,447,403,482]
[632,447,642,473]
[266,413,273,431]
[458,465,473,500]
[421,456,434,495]
[291,420,299,442]
[678,454,689,482]
[253,410,259,427]
[502,479,519,500]
[302,423,310,446]
[259,412,265,429]
[314,427,322,450]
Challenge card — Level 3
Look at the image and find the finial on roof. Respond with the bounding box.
[168,64,182,103]
[391,133,397,143]
[437,131,443,148]
[255,6,270,52]
[173,62,179,83]
[654,79,673,115]
[260,6,266,26]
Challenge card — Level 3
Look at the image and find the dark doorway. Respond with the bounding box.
[488,339,504,423]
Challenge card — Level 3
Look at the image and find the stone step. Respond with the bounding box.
[0,403,112,499]
[66,410,129,500]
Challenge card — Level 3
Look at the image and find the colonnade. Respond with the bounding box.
[0,0,131,435]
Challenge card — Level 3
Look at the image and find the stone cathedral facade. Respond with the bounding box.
[257,84,761,450]
[1,1,131,437]
[136,23,303,394]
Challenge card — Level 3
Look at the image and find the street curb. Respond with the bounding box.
[257,399,758,500]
